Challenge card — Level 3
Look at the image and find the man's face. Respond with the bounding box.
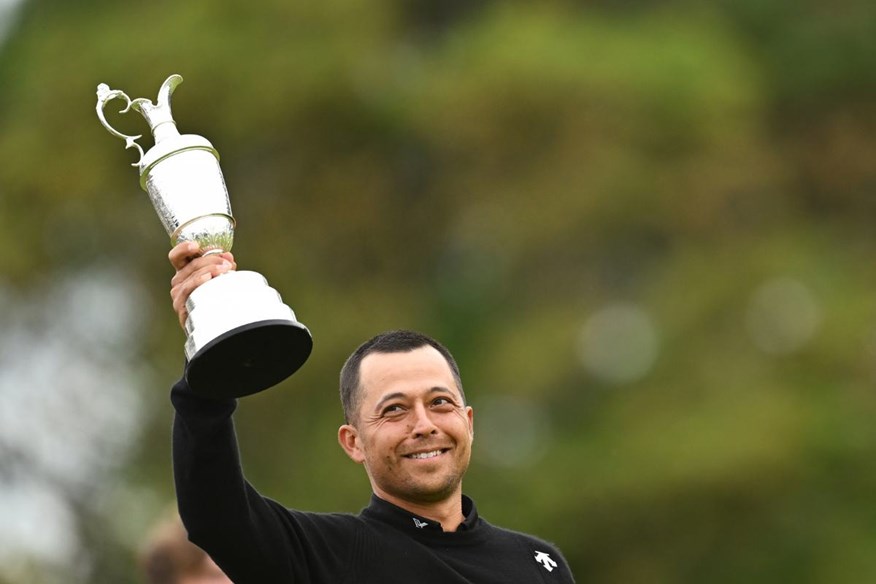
[338,346,474,506]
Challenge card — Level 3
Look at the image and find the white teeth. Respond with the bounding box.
[408,450,442,459]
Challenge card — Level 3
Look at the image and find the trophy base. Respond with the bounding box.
[186,319,313,398]
[182,270,312,398]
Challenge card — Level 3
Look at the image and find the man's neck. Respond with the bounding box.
[374,490,466,532]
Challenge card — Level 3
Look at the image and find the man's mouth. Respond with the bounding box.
[404,449,449,459]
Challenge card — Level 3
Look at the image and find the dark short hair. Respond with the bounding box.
[339,330,465,425]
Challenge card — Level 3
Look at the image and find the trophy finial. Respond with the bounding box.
[95,74,185,167]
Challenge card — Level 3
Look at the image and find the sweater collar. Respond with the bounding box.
[362,493,479,533]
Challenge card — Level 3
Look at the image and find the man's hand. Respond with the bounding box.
[169,241,237,330]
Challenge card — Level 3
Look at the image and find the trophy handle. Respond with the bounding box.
[96,75,185,167]
[96,83,146,167]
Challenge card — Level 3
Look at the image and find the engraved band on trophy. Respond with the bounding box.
[96,74,312,398]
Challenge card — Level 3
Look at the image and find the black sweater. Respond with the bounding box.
[171,377,576,584]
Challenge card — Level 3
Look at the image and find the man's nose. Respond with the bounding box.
[409,403,438,437]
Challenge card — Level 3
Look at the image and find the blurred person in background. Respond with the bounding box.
[165,242,575,583]
[139,509,232,584]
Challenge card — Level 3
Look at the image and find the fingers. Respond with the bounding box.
[171,258,235,330]
[170,252,236,289]
[168,242,237,330]
[168,241,200,271]
[168,242,237,271]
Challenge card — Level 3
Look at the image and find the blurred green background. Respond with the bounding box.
[1,0,875,582]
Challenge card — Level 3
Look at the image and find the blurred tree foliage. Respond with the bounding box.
[0,0,875,582]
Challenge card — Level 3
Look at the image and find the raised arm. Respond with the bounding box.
[168,242,295,583]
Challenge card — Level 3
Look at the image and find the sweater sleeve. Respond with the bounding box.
[171,375,355,584]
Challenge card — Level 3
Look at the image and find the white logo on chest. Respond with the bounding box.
[412,517,429,529]
[534,551,558,572]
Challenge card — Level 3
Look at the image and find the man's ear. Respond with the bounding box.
[338,424,365,464]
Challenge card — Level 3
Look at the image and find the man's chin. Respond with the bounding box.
[394,476,463,504]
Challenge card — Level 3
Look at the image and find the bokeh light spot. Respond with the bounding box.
[476,395,550,468]
[745,277,821,355]
[578,303,659,384]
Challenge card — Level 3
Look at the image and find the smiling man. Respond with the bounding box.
[169,242,575,584]
[337,336,475,526]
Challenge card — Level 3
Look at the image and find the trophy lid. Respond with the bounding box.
[96,74,219,182]
[130,74,183,143]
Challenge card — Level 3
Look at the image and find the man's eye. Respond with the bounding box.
[382,405,404,416]
[432,397,453,407]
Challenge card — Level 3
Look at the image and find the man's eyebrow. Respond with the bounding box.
[373,387,455,411]
[374,392,406,411]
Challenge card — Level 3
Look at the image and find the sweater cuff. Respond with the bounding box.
[171,374,238,420]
